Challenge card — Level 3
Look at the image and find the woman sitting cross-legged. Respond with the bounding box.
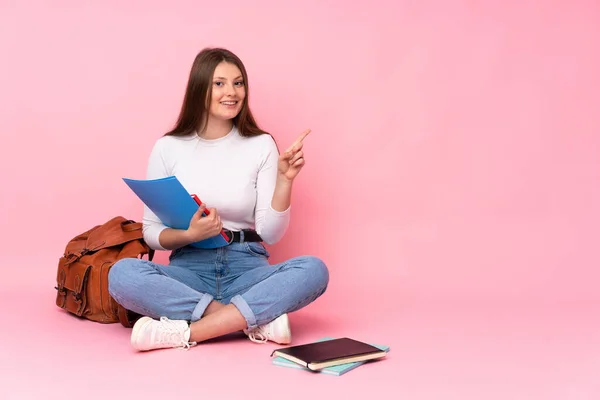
[108,47,329,352]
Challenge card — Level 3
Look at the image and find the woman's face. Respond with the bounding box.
[208,61,245,122]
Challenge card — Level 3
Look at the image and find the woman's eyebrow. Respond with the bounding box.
[213,75,243,80]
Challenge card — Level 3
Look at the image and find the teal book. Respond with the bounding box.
[271,337,390,376]
[122,176,229,249]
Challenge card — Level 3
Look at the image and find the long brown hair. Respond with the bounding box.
[165,48,268,138]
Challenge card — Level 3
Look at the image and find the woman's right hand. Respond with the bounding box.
[185,203,223,243]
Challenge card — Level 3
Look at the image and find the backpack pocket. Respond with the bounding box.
[55,258,91,317]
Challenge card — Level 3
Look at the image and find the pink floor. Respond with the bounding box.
[2,277,598,400]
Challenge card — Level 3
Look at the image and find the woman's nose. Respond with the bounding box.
[225,83,236,96]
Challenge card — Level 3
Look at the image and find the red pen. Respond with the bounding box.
[191,194,229,241]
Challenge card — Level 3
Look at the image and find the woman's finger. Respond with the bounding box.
[194,204,206,218]
[285,129,310,152]
[289,150,304,164]
[280,150,293,161]
[288,141,303,153]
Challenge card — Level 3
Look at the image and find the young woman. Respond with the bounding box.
[108,48,329,352]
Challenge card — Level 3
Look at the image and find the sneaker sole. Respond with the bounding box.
[130,316,154,350]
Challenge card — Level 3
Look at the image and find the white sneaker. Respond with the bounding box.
[244,314,292,344]
[130,316,196,351]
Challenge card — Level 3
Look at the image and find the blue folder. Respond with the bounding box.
[122,176,229,249]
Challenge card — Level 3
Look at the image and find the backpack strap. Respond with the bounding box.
[121,220,143,232]
[85,217,145,252]
[117,305,141,328]
[117,306,130,327]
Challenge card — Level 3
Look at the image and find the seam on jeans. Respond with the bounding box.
[214,260,221,301]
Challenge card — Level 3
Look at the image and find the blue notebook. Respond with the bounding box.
[271,337,390,376]
[122,176,229,249]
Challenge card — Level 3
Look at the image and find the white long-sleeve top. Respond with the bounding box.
[142,126,290,250]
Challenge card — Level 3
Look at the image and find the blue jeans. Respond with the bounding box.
[108,242,329,329]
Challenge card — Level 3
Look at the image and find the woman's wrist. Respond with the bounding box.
[276,173,294,186]
[159,228,195,250]
[272,174,294,212]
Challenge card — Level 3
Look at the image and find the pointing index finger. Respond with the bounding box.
[287,129,311,152]
[296,128,311,144]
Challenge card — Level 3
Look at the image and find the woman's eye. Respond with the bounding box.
[234,81,244,86]
[214,82,223,87]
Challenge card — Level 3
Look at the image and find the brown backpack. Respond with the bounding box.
[55,216,154,327]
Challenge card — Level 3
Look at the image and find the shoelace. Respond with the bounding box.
[156,317,195,349]
[247,327,269,344]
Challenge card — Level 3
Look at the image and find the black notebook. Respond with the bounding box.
[270,337,387,371]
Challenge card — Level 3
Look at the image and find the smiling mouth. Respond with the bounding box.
[221,101,238,105]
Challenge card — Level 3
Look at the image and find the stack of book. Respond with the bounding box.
[271,337,390,376]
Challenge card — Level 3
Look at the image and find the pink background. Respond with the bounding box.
[1,1,599,399]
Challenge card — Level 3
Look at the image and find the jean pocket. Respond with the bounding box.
[244,242,270,258]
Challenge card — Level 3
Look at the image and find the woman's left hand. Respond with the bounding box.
[278,129,311,182]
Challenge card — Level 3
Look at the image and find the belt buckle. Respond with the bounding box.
[223,229,234,244]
